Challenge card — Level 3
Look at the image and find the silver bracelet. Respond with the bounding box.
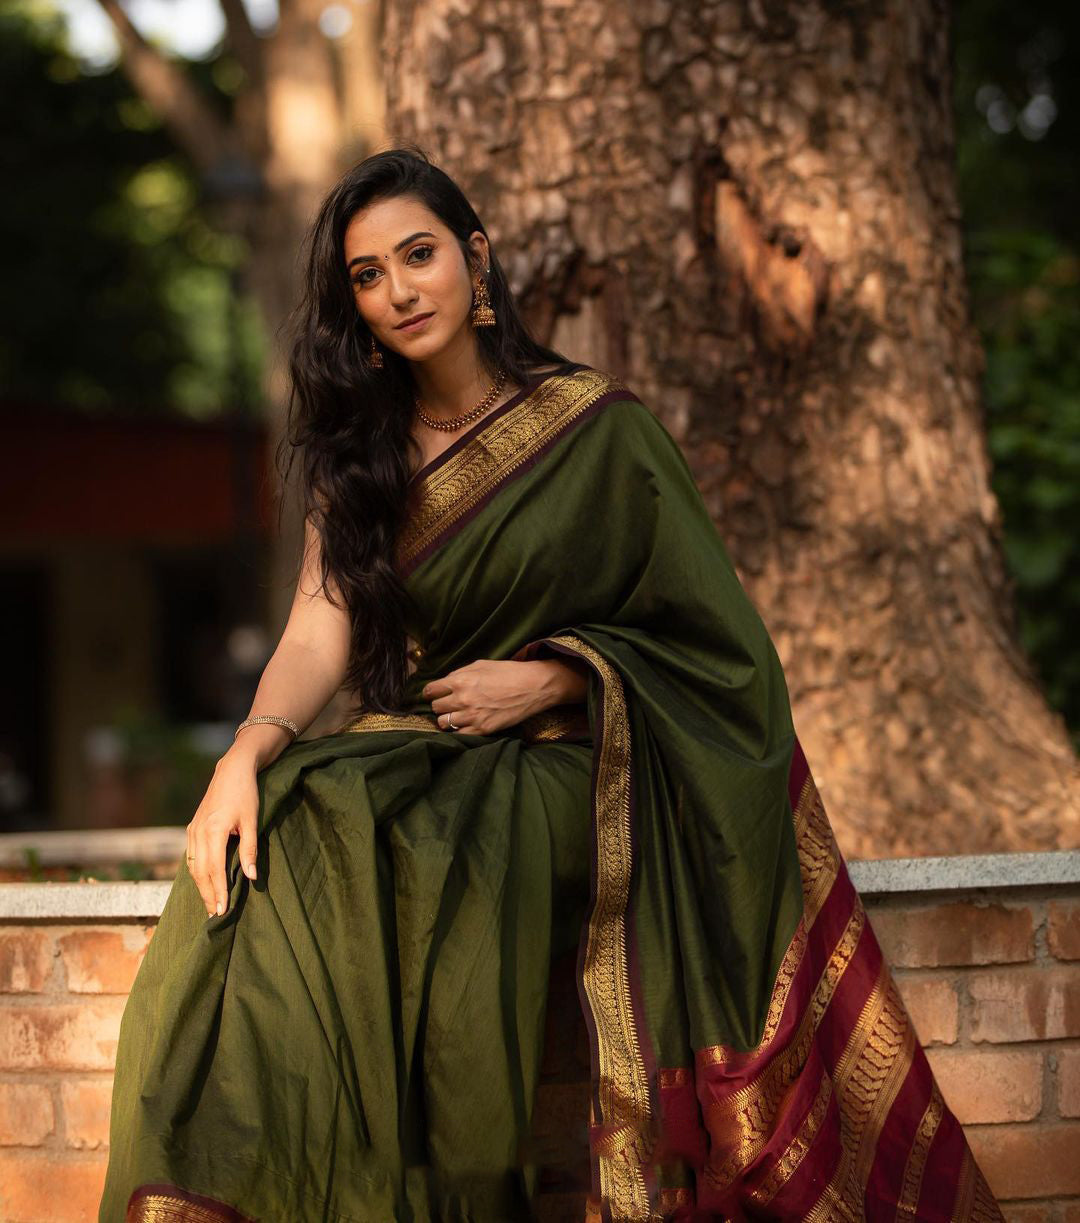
[234,715,301,740]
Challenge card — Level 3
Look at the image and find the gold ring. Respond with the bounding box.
[447,713,457,730]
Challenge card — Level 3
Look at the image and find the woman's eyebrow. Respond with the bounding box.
[347,231,436,269]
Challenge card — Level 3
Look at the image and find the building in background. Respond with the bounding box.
[1,405,274,832]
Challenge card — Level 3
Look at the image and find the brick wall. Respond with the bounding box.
[867,888,1080,1215]
[1,853,1079,1222]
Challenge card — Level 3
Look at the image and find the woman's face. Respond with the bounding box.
[343,195,488,362]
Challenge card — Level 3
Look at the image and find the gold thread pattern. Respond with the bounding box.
[951,1148,1005,1222]
[700,896,867,1190]
[126,1193,240,1222]
[658,1066,692,1089]
[657,1187,693,1211]
[335,711,441,734]
[541,632,654,1220]
[896,1080,945,1218]
[802,962,917,1222]
[518,704,591,742]
[795,775,843,930]
[397,368,628,569]
[746,1067,834,1204]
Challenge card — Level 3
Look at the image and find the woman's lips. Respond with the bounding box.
[396,312,434,332]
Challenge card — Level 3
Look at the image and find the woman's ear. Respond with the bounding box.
[466,232,490,275]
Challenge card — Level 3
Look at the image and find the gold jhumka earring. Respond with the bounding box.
[369,332,384,368]
[471,270,496,328]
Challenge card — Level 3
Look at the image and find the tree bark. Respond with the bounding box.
[381,0,1080,856]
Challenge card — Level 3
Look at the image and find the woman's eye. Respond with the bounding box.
[352,245,434,289]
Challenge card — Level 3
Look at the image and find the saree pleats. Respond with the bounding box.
[101,364,1002,1222]
[101,729,594,1222]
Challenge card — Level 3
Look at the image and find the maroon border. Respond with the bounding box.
[406,361,587,488]
[126,1183,257,1222]
[401,380,638,578]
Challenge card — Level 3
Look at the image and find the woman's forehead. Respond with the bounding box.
[344,197,443,252]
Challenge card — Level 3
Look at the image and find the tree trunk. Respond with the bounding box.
[382,0,1080,856]
[98,0,389,732]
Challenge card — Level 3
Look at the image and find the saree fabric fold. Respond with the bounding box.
[99,364,1003,1222]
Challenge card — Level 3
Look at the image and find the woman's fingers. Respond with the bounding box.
[206,827,228,916]
[238,808,258,881]
[191,826,217,916]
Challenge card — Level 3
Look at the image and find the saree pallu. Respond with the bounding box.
[99,363,1003,1222]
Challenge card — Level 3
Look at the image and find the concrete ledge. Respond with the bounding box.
[847,849,1080,896]
[0,880,173,920]
[0,849,1078,920]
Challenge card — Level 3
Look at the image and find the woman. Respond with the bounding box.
[99,148,1002,1222]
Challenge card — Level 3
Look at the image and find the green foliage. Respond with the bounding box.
[954,2,1080,742]
[107,703,222,828]
[0,2,264,417]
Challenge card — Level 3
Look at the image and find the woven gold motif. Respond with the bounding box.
[518,704,591,742]
[802,962,917,1221]
[397,368,626,569]
[335,711,441,734]
[541,632,654,1221]
[952,1147,1006,1221]
[126,1193,233,1222]
[746,1067,834,1204]
[794,773,842,929]
[896,1080,945,1217]
[700,896,866,1190]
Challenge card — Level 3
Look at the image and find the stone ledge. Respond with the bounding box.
[0,849,1077,920]
[848,850,1080,897]
[0,881,173,920]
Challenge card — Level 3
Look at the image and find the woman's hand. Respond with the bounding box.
[423,658,587,735]
[185,756,261,918]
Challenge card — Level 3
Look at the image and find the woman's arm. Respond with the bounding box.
[187,515,352,918]
[220,514,353,773]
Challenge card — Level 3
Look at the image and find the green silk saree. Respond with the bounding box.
[99,364,1001,1222]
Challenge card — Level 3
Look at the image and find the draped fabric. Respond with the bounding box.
[99,363,1002,1222]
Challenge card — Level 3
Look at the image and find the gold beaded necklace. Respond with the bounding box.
[413,366,509,432]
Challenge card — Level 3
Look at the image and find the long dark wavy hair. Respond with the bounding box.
[277,146,574,714]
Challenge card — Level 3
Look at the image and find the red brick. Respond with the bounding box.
[57,927,152,994]
[969,965,1080,1043]
[0,1150,107,1222]
[966,1122,1080,1198]
[61,1079,113,1149]
[0,999,127,1071]
[1048,900,1080,960]
[0,931,55,993]
[923,1048,1042,1123]
[0,1082,55,1146]
[1059,1047,1080,1118]
[869,902,1034,968]
[895,975,958,1045]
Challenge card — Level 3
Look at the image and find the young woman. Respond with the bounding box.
[99,148,1002,1222]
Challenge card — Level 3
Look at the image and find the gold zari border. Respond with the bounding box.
[335,707,588,742]
[127,1194,235,1223]
[896,1080,945,1217]
[802,961,917,1222]
[335,712,441,734]
[543,632,654,1221]
[396,368,627,569]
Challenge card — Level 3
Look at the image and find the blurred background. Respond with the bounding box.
[1,0,1077,866]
